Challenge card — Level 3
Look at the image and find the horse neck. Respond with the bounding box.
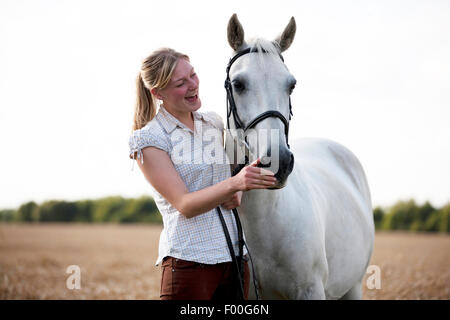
[239,188,283,220]
[238,187,292,262]
[238,167,305,236]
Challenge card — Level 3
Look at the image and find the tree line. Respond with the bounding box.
[373,200,449,233]
[0,197,449,233]
[0,196,161,224]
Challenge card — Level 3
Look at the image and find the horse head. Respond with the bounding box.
[225,14,297,188]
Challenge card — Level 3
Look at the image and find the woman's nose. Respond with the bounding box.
[188,77,199,89]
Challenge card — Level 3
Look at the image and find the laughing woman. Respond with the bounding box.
[128,48,276,300]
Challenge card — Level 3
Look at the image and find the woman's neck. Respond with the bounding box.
[163,105,194,131]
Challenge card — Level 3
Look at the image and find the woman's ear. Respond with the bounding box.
[151,88,163,100]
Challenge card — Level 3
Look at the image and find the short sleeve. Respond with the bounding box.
[203,111,225,132]
[128,127,170,165]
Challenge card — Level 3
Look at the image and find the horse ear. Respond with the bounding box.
[275,17,296,52]
[227,14,245,51]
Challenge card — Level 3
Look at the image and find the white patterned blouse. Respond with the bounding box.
[129,105,246,265]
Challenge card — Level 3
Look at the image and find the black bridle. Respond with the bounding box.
[224,47,293,156]
[218,47,295,300]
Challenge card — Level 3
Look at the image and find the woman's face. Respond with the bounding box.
[157,58,201,114]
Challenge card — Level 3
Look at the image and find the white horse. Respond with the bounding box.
[225,14,375,299]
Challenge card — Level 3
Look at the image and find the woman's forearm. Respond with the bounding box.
[179,176,240,218]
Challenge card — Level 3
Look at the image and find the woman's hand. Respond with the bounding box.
[231,158,277,192]
[221,191,243,210]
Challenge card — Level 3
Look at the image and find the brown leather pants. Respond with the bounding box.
[160,256,250,300]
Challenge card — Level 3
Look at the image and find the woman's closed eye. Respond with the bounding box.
[175,74,196,87]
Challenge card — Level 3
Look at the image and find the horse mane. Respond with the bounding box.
[246,38,280,54]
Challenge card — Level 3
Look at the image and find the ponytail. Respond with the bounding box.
[133,73,156,131]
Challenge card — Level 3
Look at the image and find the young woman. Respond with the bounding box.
[129,48,276,300]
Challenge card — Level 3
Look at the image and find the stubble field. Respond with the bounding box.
[0,224,449,299]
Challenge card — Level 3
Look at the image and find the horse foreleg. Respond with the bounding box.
[294,279,326,300]
[339,281,362,300]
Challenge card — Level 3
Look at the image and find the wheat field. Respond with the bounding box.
[0,224,449,300]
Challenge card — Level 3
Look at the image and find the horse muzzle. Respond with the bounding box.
[258,150,294,189]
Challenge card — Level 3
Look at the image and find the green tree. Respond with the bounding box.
[424,211,440,232]
[16,201,39,222]
[74,200,94,222]
[92,196,127,222]
[413,201,436,231]
[438,203,450,233]
[0,209,16,222]
[373,206,385,230]
[37,200,78,222]
[121,196,160,223]
[383,199,418,231]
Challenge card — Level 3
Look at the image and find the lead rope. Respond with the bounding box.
[216,206,245,300]
[233,208,261,300]
[216,206,260,300]
[244,238,260,300]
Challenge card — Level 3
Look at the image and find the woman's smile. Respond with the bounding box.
[185,94,198,103]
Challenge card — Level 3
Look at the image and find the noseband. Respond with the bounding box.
[224,47,293,152]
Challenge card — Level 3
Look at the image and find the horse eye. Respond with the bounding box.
[232,80,245,93]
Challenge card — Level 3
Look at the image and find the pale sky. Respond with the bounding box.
[1,0,449,209]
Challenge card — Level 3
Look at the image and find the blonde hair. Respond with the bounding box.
[133,48,189,130]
